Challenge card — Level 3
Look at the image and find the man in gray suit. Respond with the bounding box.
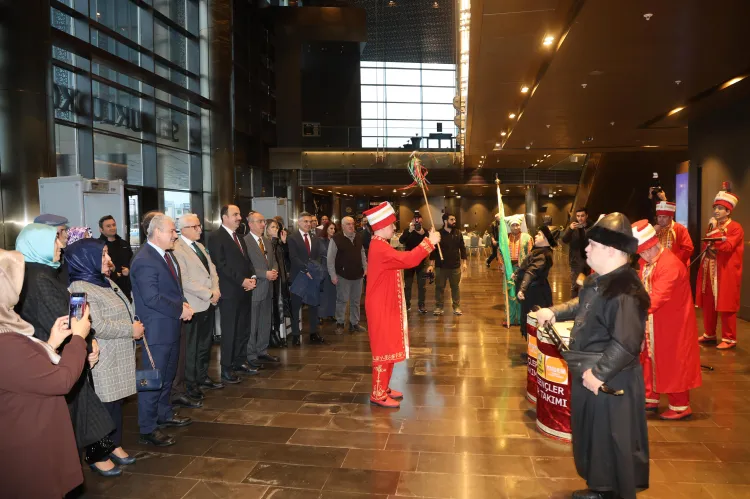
[244,212,279,368]
[173,213,224,400]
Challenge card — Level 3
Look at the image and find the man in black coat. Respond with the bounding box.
[206,204,258,384]
[561,207,591,298]
[399,210,428,313]
[287,211,325,346]
[536,212,650,499]
[98,215,134,299]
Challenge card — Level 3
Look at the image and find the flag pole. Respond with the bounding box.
[420,184,444,260]
[495,176,511,328]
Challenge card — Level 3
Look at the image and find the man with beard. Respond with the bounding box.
[399,210,428,313]
[561,207,591,298]
[653,201,693,266]
[536,212,650,499]
[428,213,467,316]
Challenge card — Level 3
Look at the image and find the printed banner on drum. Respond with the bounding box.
[537,352,568,384]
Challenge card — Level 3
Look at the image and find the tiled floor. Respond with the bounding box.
[81,250,750,498]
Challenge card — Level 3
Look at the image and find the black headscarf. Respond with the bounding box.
[66,239,110,288]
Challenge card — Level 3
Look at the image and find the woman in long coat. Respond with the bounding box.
[318,221,338,323]
[266,219,292,348]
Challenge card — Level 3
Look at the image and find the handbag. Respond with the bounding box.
[136,334,162,392]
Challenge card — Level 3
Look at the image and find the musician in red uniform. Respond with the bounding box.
[363,202,440,408]
[654,201,693,266]
[633,220,702,420]
[697,188,743,350]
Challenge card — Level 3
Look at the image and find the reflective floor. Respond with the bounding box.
[83,250,750,498]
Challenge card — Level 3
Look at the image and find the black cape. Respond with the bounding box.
[551,265,650,499]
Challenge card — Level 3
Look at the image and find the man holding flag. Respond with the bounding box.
[498,215,533,328]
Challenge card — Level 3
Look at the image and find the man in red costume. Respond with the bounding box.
[363,202,440,408]
[697,188,744,350]
[654,201,693,266]
[633,220,702,420]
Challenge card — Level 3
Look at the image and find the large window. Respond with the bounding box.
[94,133,144,185]
[360,62,457,148]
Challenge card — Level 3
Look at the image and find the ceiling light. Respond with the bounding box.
[643,13,653,20]
[457,195,461,199]
[387,0,397,6]
[495,142,500,147]
[668,106,685,116]
[505,189,509,192]
[642,145,659,148]
[432,1,439,8]
[392,189,397,193]
[549,194,553,198]
[543,35,555,46]
[500,131,507,136]
[451,190,455,193]
[509,113,516,119]
[720,76,746,90]
[521,86,529,94]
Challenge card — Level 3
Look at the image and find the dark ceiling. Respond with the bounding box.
[352,0,455,64]
[306,183,577,197]
[466,0,750,167]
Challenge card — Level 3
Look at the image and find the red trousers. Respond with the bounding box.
[701,280,737,343]
[641,350,690,411]
[371,363,394,400]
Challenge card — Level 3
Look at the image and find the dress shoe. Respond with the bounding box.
[387,388,404,400]
[292,336,301,346]
[89,462,123,477]
[186,386,205,400]
[645,403,659,412]
[158,415,193,428]
[221,369,242,384]
[453,307,463,316]
[199,377,224,390]
[370,395,400,408]
[309,333,326,344]
[717,341,737,350]
[280,338,288,348]
[109,452,136,466]
[349,323,366,333]
[698,334,717,344]
[418,305,426,314]
[234,363,260,375]
[258,354,280,362]
[139,429,176,447]
[660,407,693,420]
[335,323,345,335]
[172,394,203,409]
[571,489,618,499]
[433,307,444,316]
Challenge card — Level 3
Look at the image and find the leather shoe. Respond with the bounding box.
[571,489,617,499]
[172,394,203,409]
[221,369,241,384]
[234,363,260,375]
[199,378,224,390]
[292,336,301,346]
[109,452,136,466]
[139,429,175,447]
[258,354,279,362]
[349,323,366,333]
[89,462,123,477]
[158,415,192,428]
[186,386,205,400]
[309,333,326,344]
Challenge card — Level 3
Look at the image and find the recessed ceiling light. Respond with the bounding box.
[327,190,332,193]
[505,189,509,192]
[549,194,553,198]
[543,35,555,46]
[387,0,396,6]
[509,113,517,119]
[642,145,659,148]
[451,190,455,193]
[495,142,501,147]
[500,131,507,136]
[643,13,653,20]
[668,106,685,116]
[392,189,397,193]
[457,195,461,199]
[720,76,746,90]
[521,86,529,94]
[432,1,439,8]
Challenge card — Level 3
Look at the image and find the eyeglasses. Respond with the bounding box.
[250,219,266,224]
[182,224,202,230]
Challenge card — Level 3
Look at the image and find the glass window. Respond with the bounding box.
[361,103,381,119]
[93,81,143,139]
[422,70,455,87]
[91,0,140,44]
[154,19,187,68]
[155,105,189,149]
[360,68,385,85]
[162,190,192,220]
[386,103,421,120]
[94,133,143,185]
[422,86,455,104]
[385,68,420,86]
[157,148,191,190]
[92,29,141,66]
[154,0,199,35]
[361,137,381,148]
[93,62,144,93]
[55,124,78,176]
[51,8,75,35]
[422,103,455,120]
[53,66,77,122]
[385,86,421,103]
[385,62,421,69]
[361,85,385,102]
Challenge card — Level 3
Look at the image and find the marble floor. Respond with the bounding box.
[81,250,750,499]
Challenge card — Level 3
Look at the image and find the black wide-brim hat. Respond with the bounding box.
[539,225,561,247]
[586,212,638,254]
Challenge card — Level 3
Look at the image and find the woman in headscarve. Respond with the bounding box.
[67,239,144,468]
[0,248,92,497]
[16,224,120,477]
[67,226,93,245]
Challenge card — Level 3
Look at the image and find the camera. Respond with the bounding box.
[650,172,663,194]
[414,222,422,232]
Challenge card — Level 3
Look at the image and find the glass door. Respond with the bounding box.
[126,188,141,249]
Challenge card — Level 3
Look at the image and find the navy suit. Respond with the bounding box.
[287,230,321,336]
[131,243,185,434]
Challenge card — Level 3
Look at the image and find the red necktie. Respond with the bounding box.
[233,232,244,254]
[164,253,178,282]
[304,233,311,255]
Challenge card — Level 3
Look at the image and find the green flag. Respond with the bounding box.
[497,194,516,301]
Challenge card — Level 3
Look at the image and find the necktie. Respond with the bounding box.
[192,242,210,272]
[164,253,179,283]
[233,232,243,254]
[304,233,311,255]
[258,237,268,263]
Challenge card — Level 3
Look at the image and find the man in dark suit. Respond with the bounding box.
[207,204,258,384]
[131,214,194,447]
[287,211,325,346]
[244,212,279,368]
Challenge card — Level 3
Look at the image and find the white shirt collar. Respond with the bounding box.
[250,232,262,244]
[299,228,310,239]
[147,241,166,258]
[222,225,237,237]
[180,235,196,247]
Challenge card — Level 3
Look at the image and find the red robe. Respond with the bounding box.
[365,235,434,365]
[695,219,745,312]
[657,220,694,266]
[639,249,702,394]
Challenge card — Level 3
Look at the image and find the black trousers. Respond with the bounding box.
[185,306,215,387]
[486,244,498,264]
[103,399,123,448]
[219,296,251,369]
[291,293,318,337]
[404,260,427,308]
[171,323,188,397]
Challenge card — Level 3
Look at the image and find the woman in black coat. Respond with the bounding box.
[514,225,561,339]
[318,221,338,322]
[266,219,292,348]
[15,223,120,477]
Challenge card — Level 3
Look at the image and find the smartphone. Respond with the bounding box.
[68,292,87,329]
